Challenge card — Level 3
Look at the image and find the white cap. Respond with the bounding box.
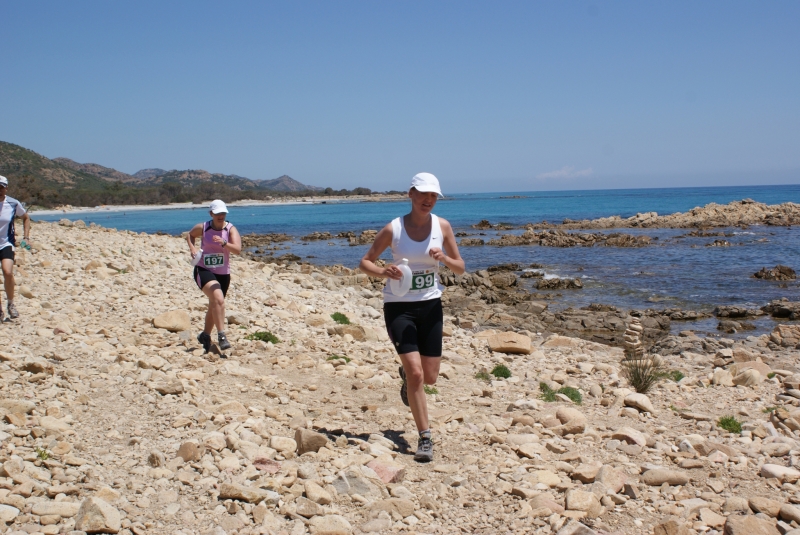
[209,199,228,214]
[0,175,7,186]
[410,172,443,197]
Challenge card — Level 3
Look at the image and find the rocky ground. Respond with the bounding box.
[2,220,800,535]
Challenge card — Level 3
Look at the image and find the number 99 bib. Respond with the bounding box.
[410,268,437,293]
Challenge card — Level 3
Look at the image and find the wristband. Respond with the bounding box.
[222,240,227,248]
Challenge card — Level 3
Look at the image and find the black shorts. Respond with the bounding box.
[0,247,14,262]
[193,266,230,297]
[384,298,443,357]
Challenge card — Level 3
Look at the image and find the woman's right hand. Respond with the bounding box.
[383,264,403,280]
[190,247,198,259]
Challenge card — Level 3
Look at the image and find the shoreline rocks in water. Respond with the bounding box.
[472,198,800,230]
[5,219,800,535]
[753,264,797,281]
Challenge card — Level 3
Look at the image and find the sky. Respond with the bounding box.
[2,1,799,193]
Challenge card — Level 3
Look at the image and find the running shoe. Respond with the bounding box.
[0,308,4,322]
[399,366,409,407]
[218,332,231,351]
[414,437,433,463]
[7,303,18,319]
[197,331,211,353]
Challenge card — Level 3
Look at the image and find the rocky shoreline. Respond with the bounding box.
[1,220,800,535]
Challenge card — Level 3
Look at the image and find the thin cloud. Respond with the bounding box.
[536,166,593,180]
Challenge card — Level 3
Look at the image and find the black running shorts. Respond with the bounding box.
[0,246,14,262]
[193,266,230,297]
[384,298,443,357]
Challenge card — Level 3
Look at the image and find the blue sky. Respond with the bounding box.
[2,2,798,192]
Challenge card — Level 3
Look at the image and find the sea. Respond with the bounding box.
[34,184,800,337]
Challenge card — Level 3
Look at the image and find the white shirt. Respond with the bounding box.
[383,214,444,303]
[0,196,26,251]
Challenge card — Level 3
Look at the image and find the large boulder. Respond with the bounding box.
[487,332,532,355]
[770,324,800,348]
[152,310,191,332]
[753,265,796,281]
[295,428,329,455]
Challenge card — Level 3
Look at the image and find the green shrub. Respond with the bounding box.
[718,415,742,434]
[491,364,511,379]
[767,372,776,379]
[558,386,582,405]
[331,312,350,325]
[668,370,685,382]
[539,382,582,404]
[424,385,439,395]
[474,371,491,382]
[245,331,280,344]
[34,446,50,461]
[622,357,666,393]
[763,406,778,413]
[326,355,351,363]
[540,382,557,402]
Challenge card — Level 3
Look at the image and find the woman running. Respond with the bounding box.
[187,200,242,352]
[359,173,465,462]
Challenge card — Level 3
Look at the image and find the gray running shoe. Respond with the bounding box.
[7,303,18,319]
[414,437,433,463]
[218,332,231,351]
[0,307,4,322]
[399,366,409,407]
[197,331,211,353]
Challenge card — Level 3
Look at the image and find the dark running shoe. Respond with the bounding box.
[414,437,433,463]
[218,332,231,351]
[7,303,18,319]
[197,331,211,353]
[399,366,409,407]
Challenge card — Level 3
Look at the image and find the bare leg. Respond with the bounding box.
[1,258,13,305]
[399,352,442,432]
[201,281,225,334]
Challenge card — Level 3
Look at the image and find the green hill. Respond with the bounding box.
[0,140,336,208]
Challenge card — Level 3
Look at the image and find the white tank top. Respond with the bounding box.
[383,214,444,303]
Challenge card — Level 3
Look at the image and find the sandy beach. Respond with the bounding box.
[30,194,407,217]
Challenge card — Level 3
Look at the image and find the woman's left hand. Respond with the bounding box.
[429,247,447,262]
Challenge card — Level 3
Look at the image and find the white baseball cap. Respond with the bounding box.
[410,172,443,197]
[209,199,228,214]
[0,175,7,186]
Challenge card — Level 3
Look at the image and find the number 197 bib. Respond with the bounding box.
[204,254,225,267]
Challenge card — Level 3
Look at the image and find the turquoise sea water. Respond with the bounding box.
[35,184,800,336]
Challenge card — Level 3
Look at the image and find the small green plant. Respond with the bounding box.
[763,406,778,413]
[621,356,666,394]
[670,404,686,413]
[245,331,280,344]
[475,371,491,382]
[424,385,439,395]
[540,382,558,402]
[767,372,776,379]
[331,312,350,325]
[558,386,583,405]
[667,370,685,382]
[290,338,297,346]
[539,382,582,404]
[34,446,50,461]
[718,415,742,434]
[327,355,351,363]
[491,364,511,379]
[238,325,247,330]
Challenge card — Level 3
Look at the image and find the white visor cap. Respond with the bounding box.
[0,175,7,186]
[209,199,229,214]
[410,172,443,198]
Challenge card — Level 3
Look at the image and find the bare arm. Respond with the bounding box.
[186,223,204,257]
[21,212,30,240]
[428,218,465,275]
[359,223,402,280]
[222,225,242,255]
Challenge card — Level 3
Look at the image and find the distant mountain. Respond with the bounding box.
[0,141,106,189]
[0,139,327,207]
[54,158,141,184]
[133,168,167,179]
[260,174,322,192]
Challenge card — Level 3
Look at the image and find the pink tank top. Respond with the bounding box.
[200,221,231,275]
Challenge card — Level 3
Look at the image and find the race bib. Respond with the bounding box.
[203,254,225,267]
[410,268,437,293]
